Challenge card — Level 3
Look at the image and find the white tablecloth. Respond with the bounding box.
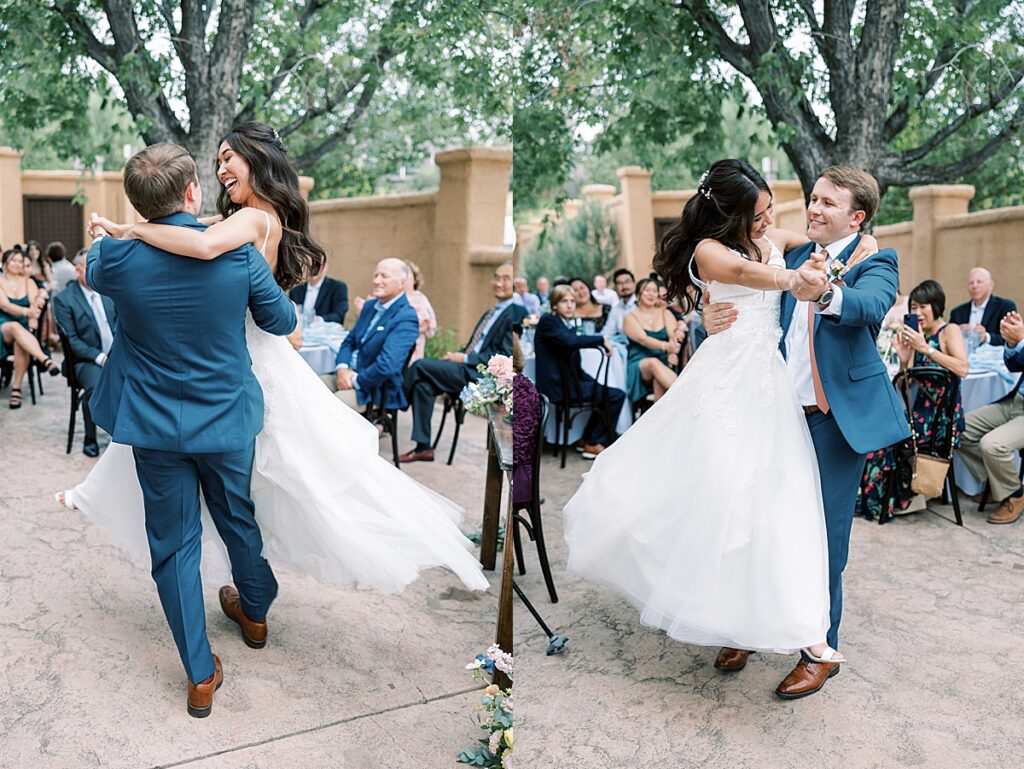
[954,369,1019,495]
[298,343,337,375]
[523,347,633,444]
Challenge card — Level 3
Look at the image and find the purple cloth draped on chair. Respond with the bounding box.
[513,374,541,504]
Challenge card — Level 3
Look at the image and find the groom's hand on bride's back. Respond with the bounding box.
[702,290,738,336]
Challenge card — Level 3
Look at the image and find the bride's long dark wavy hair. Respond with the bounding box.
[652,159,771,314]
[217,121,326,291]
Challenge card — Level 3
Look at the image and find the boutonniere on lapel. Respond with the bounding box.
[825,245,875,285]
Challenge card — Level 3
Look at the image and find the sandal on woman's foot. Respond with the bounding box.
[802,646,846,664]
[41,357,60,377]
[9,388,21,409]
[55,490,77,510]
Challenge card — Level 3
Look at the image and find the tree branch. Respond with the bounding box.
[278,44,395,139]
[883,0,973,141]
[290,67,386,169]
[675,0,753,75]
[54,0,186,143]
[236,0,334,124]
[881,100,1024,186]
[897,68,1024,164]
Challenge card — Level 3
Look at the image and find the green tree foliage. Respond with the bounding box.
[0,0,510,202]
[522,200,619,283]
[515,0,1024,213]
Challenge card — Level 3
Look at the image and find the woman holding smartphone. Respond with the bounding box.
[858,279,968,519]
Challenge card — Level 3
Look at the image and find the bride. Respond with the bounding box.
[563,159,874,663]
[60,122,488,594]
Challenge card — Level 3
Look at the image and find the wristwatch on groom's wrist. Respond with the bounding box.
[814,287,835,307]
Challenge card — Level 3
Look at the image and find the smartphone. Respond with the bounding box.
[903,313,919,332]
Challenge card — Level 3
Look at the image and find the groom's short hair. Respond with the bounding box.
[820,165,880,230]
[123,143,199,220]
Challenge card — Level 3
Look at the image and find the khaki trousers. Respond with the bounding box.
[958,392,1024,501]
[319,372,365,412]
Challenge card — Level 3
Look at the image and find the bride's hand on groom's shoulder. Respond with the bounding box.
[89,213,132,239]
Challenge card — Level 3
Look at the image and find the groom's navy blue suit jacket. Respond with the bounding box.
[86,212,296,452]
[780,236,911,454]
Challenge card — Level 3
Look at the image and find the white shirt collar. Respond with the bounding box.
[818,232,859,259]
[377,293,401,311]
[972,296,990,311]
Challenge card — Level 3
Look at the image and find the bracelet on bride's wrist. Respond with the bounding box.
[770,267,784,291]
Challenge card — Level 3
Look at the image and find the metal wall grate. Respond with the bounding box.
[23,196,84,256]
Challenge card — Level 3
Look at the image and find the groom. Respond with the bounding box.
[86,143,297,717]
[704,165,910,698]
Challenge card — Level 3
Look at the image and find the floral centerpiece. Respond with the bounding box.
[460,355,514,420]
[458,645,514,768]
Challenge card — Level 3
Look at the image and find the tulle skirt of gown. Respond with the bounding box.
[563,304,830,652]
[66,317,489,593]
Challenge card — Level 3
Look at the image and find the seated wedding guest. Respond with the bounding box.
[602,268,636,339]
[950,267,1017,347]
[624,277,680,404]
[289,259,348,325]
[400,261,526,462]
[25,240,53,288]
[512,333,541,505]
[569,276,610,333]
[591,274,618,306]
[404,259,436,363]
[534,284,625,459]
[859,280,967,520]
[958,310,1024,524]
[513,276,541,315]
[50,243,77,295]
[52,251,118,456]
[322,258,418,412]
[0,249,60,408]
[535,276,550,307]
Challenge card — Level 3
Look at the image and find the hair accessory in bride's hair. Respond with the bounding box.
[270,127,286,153]
[698,170,712,200]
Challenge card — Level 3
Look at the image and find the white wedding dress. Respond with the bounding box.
[64,314,489,595]
[563,244,829,652]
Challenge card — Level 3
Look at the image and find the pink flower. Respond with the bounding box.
[487,355,514,380]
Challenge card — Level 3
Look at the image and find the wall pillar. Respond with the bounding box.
[433,147,513,341]
[907,184,975,292]
[616,166,655,274]
[0,147,24,247]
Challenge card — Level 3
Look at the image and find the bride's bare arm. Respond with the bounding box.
[198,214,223,225]
[124,207,268,260]
[765,227,809,253]
[694,239,812,292]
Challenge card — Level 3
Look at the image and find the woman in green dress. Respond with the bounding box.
[1,249,60,408]
[624,277,681,405]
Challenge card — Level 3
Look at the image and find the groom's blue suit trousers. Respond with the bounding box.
[805,411,868,651]
[133,443,278,684]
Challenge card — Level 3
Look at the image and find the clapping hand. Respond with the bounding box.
[443,351,467,364]
[1000,311,1024,346]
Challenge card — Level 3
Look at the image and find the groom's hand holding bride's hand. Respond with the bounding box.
[336,368,357,390]
[790,256,829,301]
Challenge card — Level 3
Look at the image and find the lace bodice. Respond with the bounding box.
[690,241,784,340]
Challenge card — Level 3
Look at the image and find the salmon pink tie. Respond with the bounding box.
[808,248,830,414]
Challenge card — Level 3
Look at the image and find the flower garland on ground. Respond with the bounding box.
[460,355,514,418]
[457,645,514,768]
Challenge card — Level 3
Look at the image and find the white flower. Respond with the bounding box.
[489,729,504,754]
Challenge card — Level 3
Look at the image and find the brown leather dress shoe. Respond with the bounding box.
[987,494,1024,524]
[714,647,751,671]
[219,585,268,649]
[398,448,435,463]
[775,657,840,699]
[580,443,606,459]
[187,654,223,718]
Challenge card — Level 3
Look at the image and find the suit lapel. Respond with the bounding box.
[981,300,997,332]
